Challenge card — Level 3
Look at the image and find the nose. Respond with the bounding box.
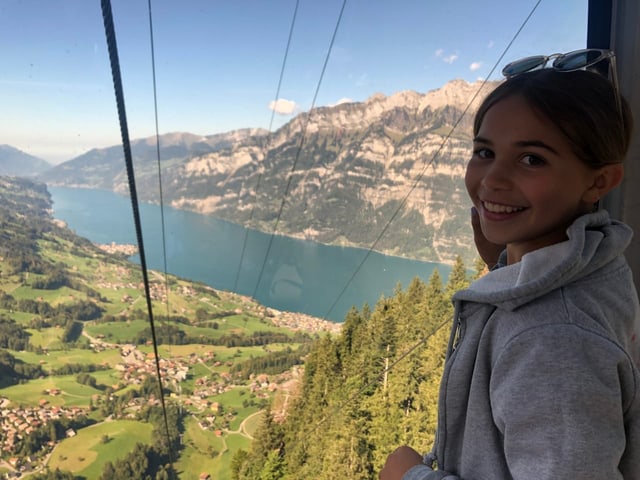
[481,159,511,190]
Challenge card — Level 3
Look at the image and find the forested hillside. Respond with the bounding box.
[0,175,340,479]
[231,258,480,480]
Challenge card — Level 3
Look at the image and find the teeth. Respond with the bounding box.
[483,201,524,214]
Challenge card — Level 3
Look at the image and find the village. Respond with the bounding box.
[0,241,340,477]
[0,397,85,452]
[0,397,85,475]
[0,335,300,477]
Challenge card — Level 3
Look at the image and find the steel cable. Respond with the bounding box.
[101,0,176,472]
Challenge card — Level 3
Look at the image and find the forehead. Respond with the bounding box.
[480,95,545,129]
[477,95,569,147]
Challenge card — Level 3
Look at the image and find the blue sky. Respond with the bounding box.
[0,0,588,164]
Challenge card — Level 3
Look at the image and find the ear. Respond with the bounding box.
[582,163,624,204]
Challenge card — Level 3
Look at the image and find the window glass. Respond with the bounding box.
[0,1,588,478]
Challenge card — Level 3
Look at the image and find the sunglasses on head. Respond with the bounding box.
[501,48,622,118]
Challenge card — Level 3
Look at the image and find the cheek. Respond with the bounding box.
[464,163,479,197]
[521,181,561,205]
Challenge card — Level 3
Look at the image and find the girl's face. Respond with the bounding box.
[465,95,601,264]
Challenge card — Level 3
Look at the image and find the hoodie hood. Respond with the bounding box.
[453,210,633,311]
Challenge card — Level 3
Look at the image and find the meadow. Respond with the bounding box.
[47,420,154,478]
[12,348,121,372]
[0,205,320,480]
[1,374,101,407]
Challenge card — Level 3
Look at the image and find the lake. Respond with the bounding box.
[48,187,451,322]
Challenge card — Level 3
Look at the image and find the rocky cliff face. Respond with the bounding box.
[41,79,498,265]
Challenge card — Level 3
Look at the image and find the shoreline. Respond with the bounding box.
[96,242,138,256]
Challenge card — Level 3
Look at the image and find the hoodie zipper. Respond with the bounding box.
[451,315,463,353]
[449,302,466,356]
[433,305,464,469]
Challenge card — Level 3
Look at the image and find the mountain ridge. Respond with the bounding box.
[0,144,52,177]
[39,79,499,264]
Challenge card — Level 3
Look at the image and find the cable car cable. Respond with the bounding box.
[322,0,543,320]
[101,0,176,471]
[252,0,349,299]
[299,0,544,440]
[233,0,300,293]
[147,0,172,321]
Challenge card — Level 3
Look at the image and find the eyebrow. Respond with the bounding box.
[473,136,560,155]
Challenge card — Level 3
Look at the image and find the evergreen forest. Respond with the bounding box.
[232,258,480,480]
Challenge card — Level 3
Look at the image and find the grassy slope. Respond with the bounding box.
[48,420,154,478]
[0,177,317,479]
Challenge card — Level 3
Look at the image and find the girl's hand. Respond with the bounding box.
[379,446,423,480]
[471,207,505,269]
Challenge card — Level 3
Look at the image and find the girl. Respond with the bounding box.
[380,56,640,479]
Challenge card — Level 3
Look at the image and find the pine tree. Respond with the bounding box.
[261,268,465,479]
[260,450,285,480]
[235,409,283,479]
[473,256,489,279]
[280,334,341,478]
[100,460,117,480]
[446,255,470,297]
[230,449,249,480]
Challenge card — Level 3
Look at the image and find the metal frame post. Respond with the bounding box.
[589,0,640,291]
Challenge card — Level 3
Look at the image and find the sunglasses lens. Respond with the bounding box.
[502,55,548,77]
[553,49,605,71]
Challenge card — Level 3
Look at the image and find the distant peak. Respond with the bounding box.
[420,78,498,112]
[362,90,422,111]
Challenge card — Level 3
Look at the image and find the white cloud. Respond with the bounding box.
[435,49,458,64]
[333,98,352,106]
[268,98,297,115]
[487,40,495,48]
[470,61,482,71]
[443,54,458,64]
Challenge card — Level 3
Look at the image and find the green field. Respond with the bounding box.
[176,416,225,478]
[1,375,103,407]
[229,405,261,431]
[24,327,65,349]
[12,347,121,372]
[243,410,264,438]
[155,344,214,358]
[9,284,78,304]
[0,309,33,324]
[212,387,250,410]
[47,420,154,478]
[175,415,252,480]
[85,320,151,343]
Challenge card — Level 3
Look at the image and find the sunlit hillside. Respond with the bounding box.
[0,175,339,479]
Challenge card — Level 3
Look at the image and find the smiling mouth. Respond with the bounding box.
[482,201,526,214]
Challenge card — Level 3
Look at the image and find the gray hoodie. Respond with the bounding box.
[404,210,640,480]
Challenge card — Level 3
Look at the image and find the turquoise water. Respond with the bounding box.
[48,186,450,322]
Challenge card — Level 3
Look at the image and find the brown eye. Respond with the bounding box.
[473,148,493,159]
[520,154,545,166]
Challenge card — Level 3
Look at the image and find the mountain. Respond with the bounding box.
[40,129,267,191]
[0,145,52,177]
[40,79,498,265]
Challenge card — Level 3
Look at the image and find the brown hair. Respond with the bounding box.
[474,69,633,168]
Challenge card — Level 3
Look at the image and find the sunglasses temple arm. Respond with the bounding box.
[609,56,624,127]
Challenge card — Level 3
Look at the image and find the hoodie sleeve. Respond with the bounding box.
[490,323,632,479]
[402,464,458,480]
